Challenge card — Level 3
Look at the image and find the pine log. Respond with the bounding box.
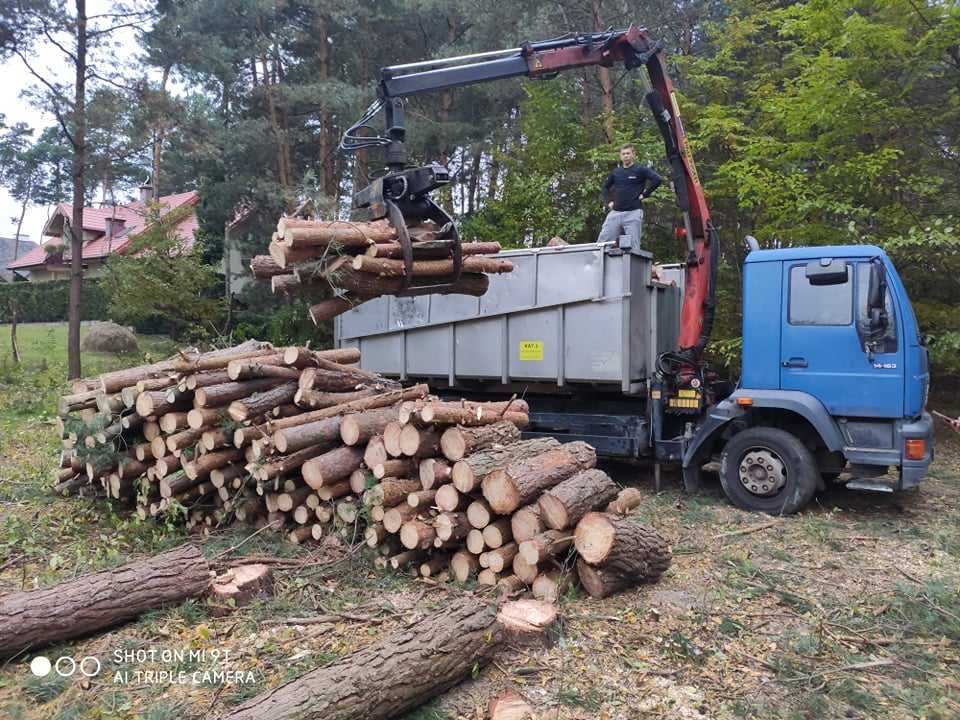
[327,265,490,298]
[195,379,276,408]
[184,448,243,480]
[272,416,342,454]
[363,436,388,468]
[399,425,440,457]
[166,428,204,453]
[340,407,401,446]
[267,384,428,432]
[351,255,514,277]
[482,441,596,514]
[302,446,364,490]
[210,465,244,489]
[209,564,274,606]
[187,407,225,429]
[365,523,388,547]
[482,518,512,549]
[350,468,371,494]
[228,382,298,422]
[607,486,645,514]
[269,239,320,268]
[169,342,275,374]
[295,387,377,410]
[406,489,436,509]
[519,529,573,565]
[375,458,416,480]
[366,240,502,260]
[389,549,427,570]
[466,528,486,555]
[532,569,576,603]
[296,367,366,393]
[466,499,493,529]
[234,424,269,448]
[279,218,396,249]
[538,469,619,531]
[254,445,329,481]
[418,554,450,578]
[58,388,100,415]
[434,512,469,542]
[308,296,369,325]
[400,520,436,550]
[510,553,539,585]
[201,428,231,451]
[439,420,521,462]
[155,455,182,478]
[511,503,544,544]
[365,477,420,508]
[271,273,301,295]
[250,255,287,279]
[136,389,190,418]
[573,513,672,589]
[452,437,561,493]
[0,544,210,657]
[382,503,418,534]
[444,552,476,585]
[227,360,301,382]
[434,484,466,512]
[382,421,404,457]
[158,411,189,434]
[488,691,536,720]
[418,457,451,489]
[184,370,232,391]
[484,543,518,573]
[336,500,358,523]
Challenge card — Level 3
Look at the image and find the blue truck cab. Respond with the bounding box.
[683,245,934,514]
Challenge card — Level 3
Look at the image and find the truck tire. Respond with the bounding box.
[719,427,818,515]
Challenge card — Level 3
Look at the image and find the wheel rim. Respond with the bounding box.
[737,447,787,497]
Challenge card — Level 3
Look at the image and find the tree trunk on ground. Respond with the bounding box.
[538,469,619,530]
[0,544,209,657]
[482,441,597,514]
[573,513,672,598]
[607,486,644,514]
[440,420,521,462]
[216,599,502,720]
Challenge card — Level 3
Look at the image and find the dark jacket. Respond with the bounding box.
[601,163,662,211]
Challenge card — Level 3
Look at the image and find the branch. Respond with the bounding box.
[42,27,78,64]
[86,69,140,93]
[87,21,149,38]
[12,50,78,149]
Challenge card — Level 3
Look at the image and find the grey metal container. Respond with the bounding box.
[334,242,682,396]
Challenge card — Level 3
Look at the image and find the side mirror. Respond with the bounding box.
[805,258,848,286]
[867,258,889,337]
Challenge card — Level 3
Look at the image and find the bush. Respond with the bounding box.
[0,279,109,323]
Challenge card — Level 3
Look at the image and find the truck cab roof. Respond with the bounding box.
[744,245,886,263]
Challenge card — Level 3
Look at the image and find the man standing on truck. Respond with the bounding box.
[598,143,662,248]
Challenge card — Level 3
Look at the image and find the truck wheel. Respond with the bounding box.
[719,427,818,515]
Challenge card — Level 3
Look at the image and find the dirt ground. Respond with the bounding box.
[0,360,957,719]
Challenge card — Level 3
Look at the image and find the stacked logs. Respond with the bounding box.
[53,340,423,541]
[357,401,671,599]
[248,215,514,324]
[54,342,670,599]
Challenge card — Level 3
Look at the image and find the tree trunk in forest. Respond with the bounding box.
[467,147,482,214]
[538,468,619,530]
[67,0,87,380]
[482,442,597,514]
[0,544,209,657]
[10,303,20,364]
[152,64,171,197]
[216,599,501,720]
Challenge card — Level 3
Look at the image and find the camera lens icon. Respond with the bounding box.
[29,655,100,678]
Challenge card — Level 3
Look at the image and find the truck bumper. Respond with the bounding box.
[900,411,934,489]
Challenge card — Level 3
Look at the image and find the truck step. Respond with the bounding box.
[844,478,897,493]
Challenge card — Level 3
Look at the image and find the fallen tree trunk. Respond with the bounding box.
[0,544,209,657]
[216,598,502,720]
[482,441,596,514]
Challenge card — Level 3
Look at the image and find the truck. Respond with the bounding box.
[335,25,934,514]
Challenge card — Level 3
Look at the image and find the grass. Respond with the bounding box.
[0,323,959,718]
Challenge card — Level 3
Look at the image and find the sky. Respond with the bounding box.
[0,1,152,247]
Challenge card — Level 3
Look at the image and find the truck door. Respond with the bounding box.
[780,260,903,418]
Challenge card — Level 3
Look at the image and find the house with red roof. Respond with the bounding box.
[7,185,201,282]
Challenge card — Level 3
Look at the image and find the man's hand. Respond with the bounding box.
[607,202,614,210]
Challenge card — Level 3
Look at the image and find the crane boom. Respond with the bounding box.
[340,24,717,381]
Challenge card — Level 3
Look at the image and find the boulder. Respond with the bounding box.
[80,322,139,354]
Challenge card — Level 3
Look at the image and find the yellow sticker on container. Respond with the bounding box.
[518,340,544,361]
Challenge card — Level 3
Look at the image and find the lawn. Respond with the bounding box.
[0,325,957,719]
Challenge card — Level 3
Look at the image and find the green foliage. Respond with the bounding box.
[100,204,221,340]
[0,281,109,324]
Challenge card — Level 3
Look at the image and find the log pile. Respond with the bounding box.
[248,215,514,324]
[54,342,669,599]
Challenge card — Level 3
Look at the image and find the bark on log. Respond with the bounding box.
[308,296,370,325]
[481,518,512,549]
[399,425,440,457]
[466,499,493,529]
[450,550,479,583]
[439,420,522,462]
[538,469,619,531]
[187,408,225,429]
[482,441,597,514]
[269,240,320,268]
[511,553,539,585]
[166,428,204,453]
[452,437,561,493]
[0,544,209,656]
[272,417,341,454]
[351,255,514,277]
[297,366,368,392]
[267,384,427,432]
[254,445,329,481]
[170,342,275,374]
[340,407,401,445]
[228,382,298,422]
[418,554,450,578]
[250,255,287,279]
[135,389,190,418]
[184,448,243,480]
[216,599,501,720]
[532,569,576,603]
[327,265,490,298]
[158,411,189,434]
[400,520,436,550]
[302,446,364,489]
[279,218,396,249]
[511,504,544,544]
[574,512,672,576]
[365,477,420,508]
[226,360,301,382]
[434,512,469,542]
[363,436,388,469]
[375,458,416,480]
[519,529,573,565]
[271,273,301,295]
[184,370,232,391]
[382,503,418,533]
[406,489,436,508]
[418,457,451,489]
[366,240,502,260]
[484,543,518,574]
[194,380,276,408]
[295,387,377,410]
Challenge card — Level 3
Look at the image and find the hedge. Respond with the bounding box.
[0,280,111,324]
